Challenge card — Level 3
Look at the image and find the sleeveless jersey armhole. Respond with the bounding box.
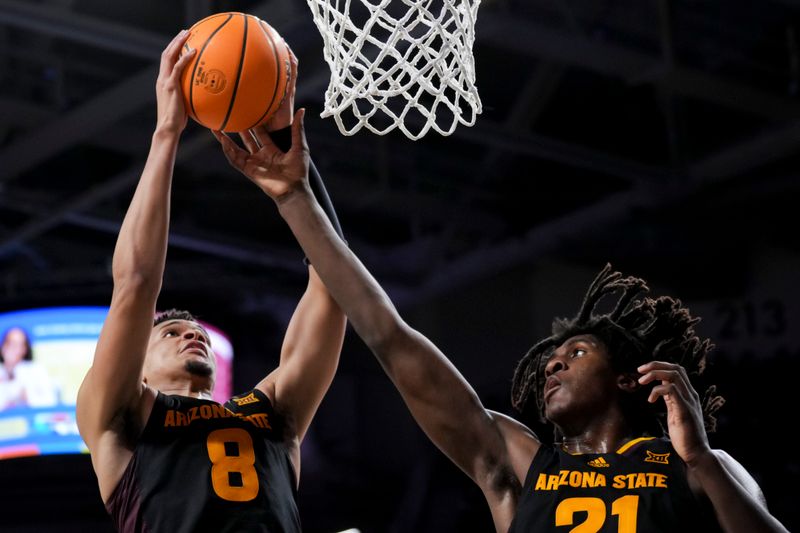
[102,388,161,505]
[521,444,556,489]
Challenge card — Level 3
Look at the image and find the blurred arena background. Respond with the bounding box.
[0,0,798,531]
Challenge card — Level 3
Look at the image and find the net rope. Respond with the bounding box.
[305,0,482,139]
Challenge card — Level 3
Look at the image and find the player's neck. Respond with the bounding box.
[159,388,213,400]
[560,437,622,455]
[148,377,213,400]
[558,419,642,454]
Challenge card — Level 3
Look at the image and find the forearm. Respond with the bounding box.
[277,187,400,351]
[111,128,178,290]
[278,189,501,478]
[271,272,346,440]
[690,452,788,533]
[268,125,345,240]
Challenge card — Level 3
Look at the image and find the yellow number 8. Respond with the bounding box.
[206,428,259,502]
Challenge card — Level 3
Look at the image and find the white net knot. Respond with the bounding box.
[306,0,482,140]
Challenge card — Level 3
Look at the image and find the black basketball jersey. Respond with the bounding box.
[105,388,300,533]
[508,437,722,533]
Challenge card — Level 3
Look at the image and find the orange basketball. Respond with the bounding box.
[180,12,290,132]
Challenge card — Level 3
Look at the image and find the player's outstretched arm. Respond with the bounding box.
[639,361,789,532]
[214,113,539,526]
[76,31,195,460]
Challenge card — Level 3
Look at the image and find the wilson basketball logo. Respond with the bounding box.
[194,64,227,94]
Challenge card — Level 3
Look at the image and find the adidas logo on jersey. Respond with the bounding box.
[587,456,610,468]
[232,392,260,406]
[644,451,670,464]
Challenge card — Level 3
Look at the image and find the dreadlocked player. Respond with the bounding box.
[506,265,735,532]
[214,113,789,532]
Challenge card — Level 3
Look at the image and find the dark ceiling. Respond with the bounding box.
[1,0,798,310]
[1,0,799,531]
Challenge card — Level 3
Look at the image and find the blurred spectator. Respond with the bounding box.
[0,326,58,409]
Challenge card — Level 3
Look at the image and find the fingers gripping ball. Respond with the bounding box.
[180,12,290,132]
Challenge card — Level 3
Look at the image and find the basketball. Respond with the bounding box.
[180,12,290,132]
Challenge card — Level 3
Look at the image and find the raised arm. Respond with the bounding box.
[213,112,539,527]
[217,46,347,450]
[256,266,345,444]
[76,31,195,453]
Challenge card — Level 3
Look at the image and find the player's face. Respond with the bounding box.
[542,334,620,427]
[144,319,215,384]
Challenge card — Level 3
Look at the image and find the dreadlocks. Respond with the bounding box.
[510,264,724,435]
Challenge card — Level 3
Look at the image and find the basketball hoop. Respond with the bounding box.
[305,0,482,140]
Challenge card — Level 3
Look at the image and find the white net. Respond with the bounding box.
[305,0,482,140]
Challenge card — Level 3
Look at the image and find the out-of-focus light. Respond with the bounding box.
[336,529,361,533]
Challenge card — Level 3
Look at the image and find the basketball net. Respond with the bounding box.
[305,0,482,140]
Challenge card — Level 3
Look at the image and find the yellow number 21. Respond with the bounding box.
[555,495,639,532]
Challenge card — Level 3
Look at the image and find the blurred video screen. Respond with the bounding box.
[0,307,233,458]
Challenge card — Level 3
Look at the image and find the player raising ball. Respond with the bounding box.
[77,24,347,533]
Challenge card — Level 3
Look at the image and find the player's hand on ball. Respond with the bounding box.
[213,109,309,201]
[264,42,298,132]
[156,29,195,134]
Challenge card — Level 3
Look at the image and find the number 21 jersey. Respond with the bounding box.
[508,437,722,533]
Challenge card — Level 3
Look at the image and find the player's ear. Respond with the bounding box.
[617,373,640,393]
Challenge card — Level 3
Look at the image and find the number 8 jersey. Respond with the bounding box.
[508,437,722,533]
[105,389,300,533]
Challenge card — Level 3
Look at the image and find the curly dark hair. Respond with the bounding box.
[510,264,725,435]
